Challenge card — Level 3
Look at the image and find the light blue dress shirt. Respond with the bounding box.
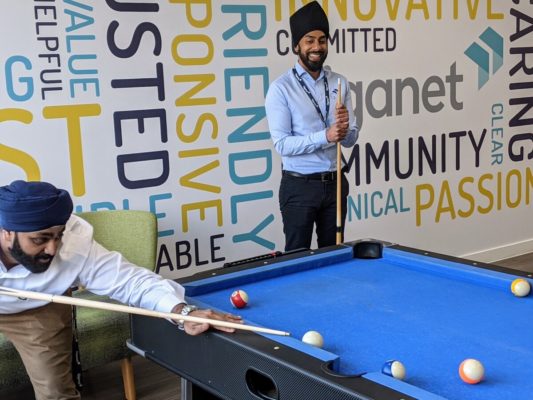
[265,62,359,174]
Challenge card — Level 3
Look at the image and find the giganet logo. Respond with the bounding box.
[340,63,464,128]
[464,27,503,89]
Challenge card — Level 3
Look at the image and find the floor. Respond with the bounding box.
[1,356,181,400]
[1,252,532,400]
[494,252,533,274]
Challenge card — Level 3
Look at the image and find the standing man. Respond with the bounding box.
[265,1,359,251]
[0,180,241,400]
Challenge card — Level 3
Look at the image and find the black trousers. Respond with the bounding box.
[279,172,349,251]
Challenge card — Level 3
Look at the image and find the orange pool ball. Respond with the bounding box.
[459,359,484,384]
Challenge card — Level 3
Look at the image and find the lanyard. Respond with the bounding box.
[292,68,329,128]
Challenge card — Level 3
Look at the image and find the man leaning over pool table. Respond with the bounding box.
[0,180,242,400]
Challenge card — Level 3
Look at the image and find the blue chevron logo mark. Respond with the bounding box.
[480,27,503,73]
[464,27,504,89]
[465,42,490,88]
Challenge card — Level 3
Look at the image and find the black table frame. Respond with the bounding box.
[129,241,531,400]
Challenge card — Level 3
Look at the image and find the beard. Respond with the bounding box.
[9,235,54,273]
[298,47,328,73]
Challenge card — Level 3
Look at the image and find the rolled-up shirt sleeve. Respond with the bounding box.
[77,241,185,313]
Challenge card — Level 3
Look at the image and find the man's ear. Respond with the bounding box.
[293,44,300,55]
[0,229,14,244]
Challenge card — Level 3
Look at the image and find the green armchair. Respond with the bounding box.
[0,210,158,400]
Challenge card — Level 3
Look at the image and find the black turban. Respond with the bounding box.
[0,180,73,232]
[290,1,329,47]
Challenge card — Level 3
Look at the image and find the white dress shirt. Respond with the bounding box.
[0,215,185,314]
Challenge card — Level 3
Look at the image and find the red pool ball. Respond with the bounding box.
[230,290,249,308]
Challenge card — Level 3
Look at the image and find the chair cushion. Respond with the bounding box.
[75,291,131,369]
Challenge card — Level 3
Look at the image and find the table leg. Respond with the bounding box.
[180,378,192,400]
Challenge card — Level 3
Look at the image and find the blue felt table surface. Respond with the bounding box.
[185,248,533,400]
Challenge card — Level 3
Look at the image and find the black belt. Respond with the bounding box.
[283,170,337,182]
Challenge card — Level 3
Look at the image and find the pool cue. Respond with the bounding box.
[0,286,290,337]
[336,77,342,245]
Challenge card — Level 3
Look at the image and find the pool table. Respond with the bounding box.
[129,240,533,400]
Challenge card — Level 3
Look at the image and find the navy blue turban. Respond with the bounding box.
[290,1,329,47]
[0,180,73,232]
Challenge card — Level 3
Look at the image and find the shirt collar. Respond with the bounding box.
[0,261,31,278]
[294,62,325,81]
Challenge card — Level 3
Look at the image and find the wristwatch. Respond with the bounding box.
[177,304,198,330]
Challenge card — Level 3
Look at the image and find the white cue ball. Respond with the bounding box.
[302,330,324,348]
